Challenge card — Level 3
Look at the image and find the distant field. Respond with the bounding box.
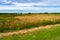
[0,14,60,32]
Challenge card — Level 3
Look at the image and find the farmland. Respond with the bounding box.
[0,13,60,40]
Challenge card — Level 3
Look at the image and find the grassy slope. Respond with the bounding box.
[0,25,60,40]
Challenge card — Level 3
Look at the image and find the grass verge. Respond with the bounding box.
[0,25,60,40]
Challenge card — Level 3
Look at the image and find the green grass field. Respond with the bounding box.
[0,25,60,40]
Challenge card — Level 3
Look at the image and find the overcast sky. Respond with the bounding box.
[0,0,60,13]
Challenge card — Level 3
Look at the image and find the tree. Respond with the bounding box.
[28,12,31,15]
[44,12,48,14]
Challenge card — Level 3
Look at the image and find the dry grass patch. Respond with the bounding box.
[0,14,60,33]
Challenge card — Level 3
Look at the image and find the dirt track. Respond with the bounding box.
[0,24,60,37]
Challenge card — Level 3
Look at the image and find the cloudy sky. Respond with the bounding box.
[0,0,60,13]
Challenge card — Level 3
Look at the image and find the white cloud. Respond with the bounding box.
[2,0,11,3]
[0,5,41,10]
[35,0,60,6]
[12,2,48,7]
[11,0,60,7]
[12,2,34,7]
[0,0,60,7]
[0,0,60,13]
[0,5,60,13]
[0,5,60,10]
